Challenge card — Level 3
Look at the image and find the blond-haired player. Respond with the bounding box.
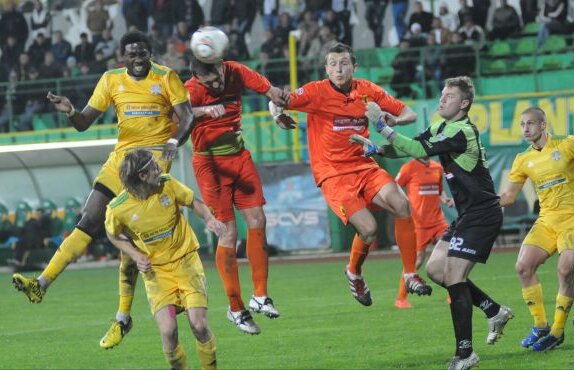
[106,149,225,369]
[12,30,195,349]
[500,106,574,351]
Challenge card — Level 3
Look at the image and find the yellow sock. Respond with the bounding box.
[522,283,548,328]
[117,252,138,314]
[196,335,217,370]
[165,343,188,370]
[550,294,573,338]
[42,228,92,282]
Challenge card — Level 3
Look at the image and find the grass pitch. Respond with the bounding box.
[1,251,573,369]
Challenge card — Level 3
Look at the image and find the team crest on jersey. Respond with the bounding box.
[131,213,139,222]
[151,84,161,95]
[295,87,304,95]
[552,150,561,161]
[117,84,125,92]
[160,195,170,207]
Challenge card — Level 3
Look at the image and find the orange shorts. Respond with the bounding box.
[416,222,448,252]
[320,168,394,224]
[192,149,265,222]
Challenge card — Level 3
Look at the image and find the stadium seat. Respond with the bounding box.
[537,55,563,71]
[511,57,536,73]
[514,38,537,56]
[41,199,64,236]
[374,47,399,67]
[354,67,370,80]
[32,114,57,131]
[482,60,508,75]
[521,22,540,36]
[370,66,394,84]
[540,36,567,54]
[63,198,81,235]
[14,201,32,228]
[488,41,512,58]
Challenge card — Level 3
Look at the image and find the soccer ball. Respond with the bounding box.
[190,27,229,64]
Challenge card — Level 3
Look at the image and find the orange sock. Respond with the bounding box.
[349,234,370,275]
[215,246,244,311]
[247,228,268,297]
[395,216,417,274]
[397,272,407,300]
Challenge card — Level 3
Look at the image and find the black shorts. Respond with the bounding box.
[441,206,503,263]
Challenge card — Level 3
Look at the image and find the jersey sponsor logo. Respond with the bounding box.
[141,222,175,243]
[429,133,448,143]
[124,104,161,116]
[150,84,161,95]
[332,117,368,131]
[295,87,304,95]
[445,172,454,179]
[552,150,561,161]
[160,194,170,207]
[537,177,566,190]
[418,184,439,195]
[143,229,173,243]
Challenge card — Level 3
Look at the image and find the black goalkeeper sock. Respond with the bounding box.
[447,282,473,359]
[467,279,501,318]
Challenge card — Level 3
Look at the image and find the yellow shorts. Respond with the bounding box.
[94,148,170,196]
[522,213,574,255]
[142,252,208,315]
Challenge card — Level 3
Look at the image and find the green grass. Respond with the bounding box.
[1,252,573,369]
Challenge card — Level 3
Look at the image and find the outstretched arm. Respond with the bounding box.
[499,182,524,207]
[165,101,195,161]
[47,91,102,132]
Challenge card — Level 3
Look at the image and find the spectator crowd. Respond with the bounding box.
[0,0,573,128]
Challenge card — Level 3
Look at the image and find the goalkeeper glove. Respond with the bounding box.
[349,134,382,157]
[365,102,395,140]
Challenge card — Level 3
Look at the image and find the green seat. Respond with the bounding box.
[63,198,82,234]
[515,38,537,56]
[354,67,370,80]
[370,66,394,84]
[537,55,563,71]
[41,199,63,236]
[540,35,567,54]
[521,22,540,36]
[482,59,508,75]
[15,201,32,228]
[511,57,536,73]
[32,114,57,131]
[488,41,512,58]
[374,47,399,67]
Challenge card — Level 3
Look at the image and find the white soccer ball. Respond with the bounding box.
[190,27,229,64]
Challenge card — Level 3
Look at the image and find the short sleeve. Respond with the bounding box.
[104,205,123,236]
[373,86,405,117]
[87,73,112,112]
[559,136,574,161]
[165,70,190,107]
[169,177,194,206]
[508,155,527,184]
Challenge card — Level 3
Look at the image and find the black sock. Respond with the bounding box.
[447,282,473,359]
[467,279,500,318]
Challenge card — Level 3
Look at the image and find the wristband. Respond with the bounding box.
[66,106,76,117]
[167,138,179,146]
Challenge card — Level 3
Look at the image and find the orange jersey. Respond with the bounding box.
[287,79,405,185]
[396,159,446,229]
[184,61,271,152]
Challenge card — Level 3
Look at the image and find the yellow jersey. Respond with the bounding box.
[105,175,200,265]
[509,135,574,215]
[88,63,189,151]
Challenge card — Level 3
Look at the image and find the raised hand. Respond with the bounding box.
[46,91,73,114]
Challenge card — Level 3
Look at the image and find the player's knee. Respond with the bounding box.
[245,213,266,229]
[425,261,443,285]
[557,263,574,282]
[394,196,411,218]
[159,326,178,351]
[189,317,209,340]
[515,260,534,279]
[356,222,377,244]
